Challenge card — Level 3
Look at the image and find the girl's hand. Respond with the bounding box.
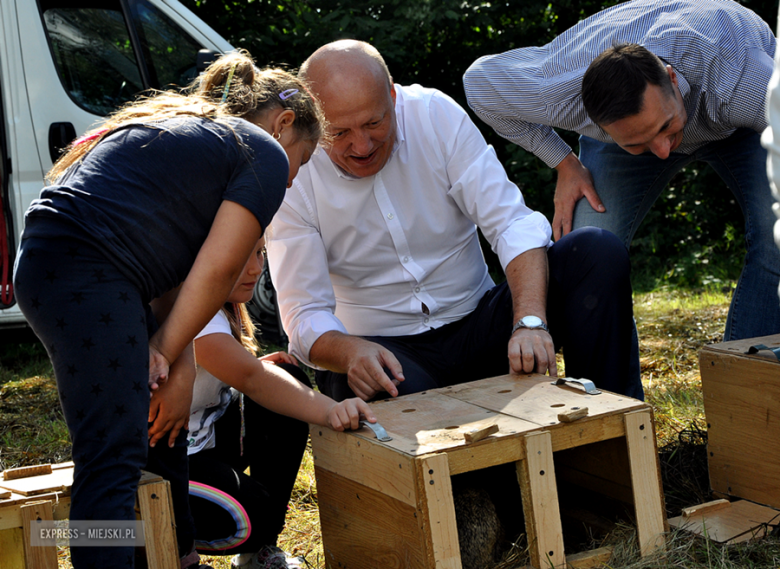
[326,398,377,432]
[148,345,171,391]
[259,351,299,366]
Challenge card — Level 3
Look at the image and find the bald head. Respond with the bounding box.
[300,40,398,178]
[301,40,392,96]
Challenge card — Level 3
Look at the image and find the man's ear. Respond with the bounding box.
[666,65,678,88]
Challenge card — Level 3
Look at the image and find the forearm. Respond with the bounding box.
[240,361,335,426]
[505,248,549,325]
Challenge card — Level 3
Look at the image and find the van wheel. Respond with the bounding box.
[246,261,288,347]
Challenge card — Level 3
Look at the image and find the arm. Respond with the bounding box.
[504,248,556,376]
[195,332,376,431]
[148,200,262,384]
[267,188,405,400]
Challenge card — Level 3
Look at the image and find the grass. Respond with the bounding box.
[3,288,780,568]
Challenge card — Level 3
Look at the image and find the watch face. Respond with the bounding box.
[521,315,543,328]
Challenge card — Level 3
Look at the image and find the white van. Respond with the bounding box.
[0,0,232,327]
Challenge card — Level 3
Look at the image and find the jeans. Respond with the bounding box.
[576,128,780,341]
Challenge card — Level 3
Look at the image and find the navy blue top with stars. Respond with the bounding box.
[23,116,288,301]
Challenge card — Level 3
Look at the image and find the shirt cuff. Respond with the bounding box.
[536,133,574,169]
[494,211,553,270]
[289,311,349,369]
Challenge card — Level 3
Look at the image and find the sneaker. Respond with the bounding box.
[231,545,304,569]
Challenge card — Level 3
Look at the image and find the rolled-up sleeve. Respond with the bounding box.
[266,183,347,367]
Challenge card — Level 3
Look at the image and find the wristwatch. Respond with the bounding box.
[511,315,549,335]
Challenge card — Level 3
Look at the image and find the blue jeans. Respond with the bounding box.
[576,128,780,341]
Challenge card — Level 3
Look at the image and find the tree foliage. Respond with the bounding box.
[181,0,778,291]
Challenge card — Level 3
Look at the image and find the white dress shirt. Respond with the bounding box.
[267,84,552,367]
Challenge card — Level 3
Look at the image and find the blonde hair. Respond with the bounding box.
[47,49,326,183]
[224,302,260,355]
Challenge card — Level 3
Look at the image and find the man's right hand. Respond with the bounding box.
[552,153,604,241]
[310,332,405,401]
[344,339,405,400]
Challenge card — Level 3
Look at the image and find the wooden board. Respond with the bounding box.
[700,344,780,508]
[315,467,428,568]
[0,467,73,497]
[21,500,57,569]
[669,500,780,543]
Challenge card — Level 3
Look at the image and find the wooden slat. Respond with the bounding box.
[136,480,178,569]
[415,453,461,569]
[624,411,666,556]
[315,467,427,568]
[310,426,417,506]
[518,431,565,569]
[20,500,57,569]
[566,546,613,568]
[3,464,52,481]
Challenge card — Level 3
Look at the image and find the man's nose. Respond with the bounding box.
[350,130,373,155]
[649,136,672,160]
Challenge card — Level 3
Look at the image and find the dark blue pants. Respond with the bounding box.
[13,236,195,568]
[316,227,640,401]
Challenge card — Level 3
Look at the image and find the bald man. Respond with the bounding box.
[267,40,641,401]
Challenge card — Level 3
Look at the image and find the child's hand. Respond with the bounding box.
[148,345,170,391]
[259,351,299,366]
[327,398,377,431]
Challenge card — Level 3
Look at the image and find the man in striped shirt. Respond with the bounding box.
[465,0,780,342]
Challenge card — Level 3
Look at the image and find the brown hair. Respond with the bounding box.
[47,49,326,183]
[582,43,674,127]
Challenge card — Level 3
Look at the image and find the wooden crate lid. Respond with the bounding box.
[359,374,646,457]
[700,334,780,362]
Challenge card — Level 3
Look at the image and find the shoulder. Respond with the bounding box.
[195,309,232,341]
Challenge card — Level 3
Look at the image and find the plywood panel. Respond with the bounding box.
[669,500,780,543]
[0,467,73,497]
[444,375,645,429]
[20,500,57,569]
[0,527,25,569]
[701,348,780,507]
[315,468,427,569]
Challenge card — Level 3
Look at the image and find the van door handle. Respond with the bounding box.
[48,122,77,163]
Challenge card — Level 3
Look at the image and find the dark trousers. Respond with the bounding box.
[188,364,310,555]
[316,227,640,401]
[13,236,195,568]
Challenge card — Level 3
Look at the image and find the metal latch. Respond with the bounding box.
[550,377,601,395]
[360,420,393,442]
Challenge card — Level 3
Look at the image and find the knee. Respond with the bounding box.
[553,227,630,280]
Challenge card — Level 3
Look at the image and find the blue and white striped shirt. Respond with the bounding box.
[464,0,776,168]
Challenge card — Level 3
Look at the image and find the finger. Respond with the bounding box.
[167,421,184,448]
[582,184,605,213]
[347,378,375,402]
[148,422,171,448]
[148,398,159,423]
[357,400,376,424]
[552,211,564,242]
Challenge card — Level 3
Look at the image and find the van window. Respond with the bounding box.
[41,0,204,115]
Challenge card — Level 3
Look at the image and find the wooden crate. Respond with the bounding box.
[700,333,780,508]
[0,465,179,569]
[311,374,667,569]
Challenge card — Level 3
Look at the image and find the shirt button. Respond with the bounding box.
[414,287,420,293]
[403,256,409,263]
[387,213,394,220]
[424,318,429,324]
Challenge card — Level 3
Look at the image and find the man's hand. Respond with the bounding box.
[508,328,557,376]
[344,339,405,401]
[552,153,604,241]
